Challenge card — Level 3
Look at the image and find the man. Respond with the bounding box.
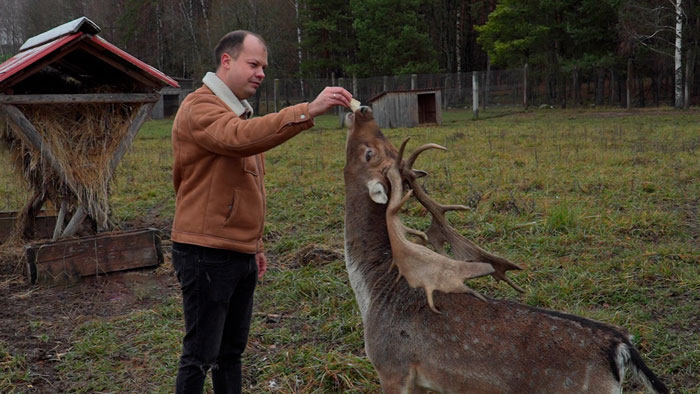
[170,30,352,393]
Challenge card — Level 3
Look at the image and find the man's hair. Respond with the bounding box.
[214,30,266,67]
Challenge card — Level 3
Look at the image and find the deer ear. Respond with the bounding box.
[367,179,388,204]
[344,112,354,128]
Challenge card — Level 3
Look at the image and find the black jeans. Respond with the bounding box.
[171,242,258,394]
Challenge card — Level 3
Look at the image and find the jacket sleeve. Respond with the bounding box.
[186,96,315,157]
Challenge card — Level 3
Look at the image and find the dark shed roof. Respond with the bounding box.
[369,88,441,103]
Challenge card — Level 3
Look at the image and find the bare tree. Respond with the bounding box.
[620,0,687,107]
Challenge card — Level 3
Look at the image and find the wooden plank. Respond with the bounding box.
[52,200,68,241]
[0,93,161,104]
[0,216,57,244]
[26,228,163,283]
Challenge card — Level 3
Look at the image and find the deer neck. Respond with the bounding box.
[344,185,393,321]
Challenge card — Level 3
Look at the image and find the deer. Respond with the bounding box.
[343,106,669,394]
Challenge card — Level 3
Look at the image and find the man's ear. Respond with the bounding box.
[220,52,232,69]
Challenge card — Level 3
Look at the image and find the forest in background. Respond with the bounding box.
[1,0,699,107]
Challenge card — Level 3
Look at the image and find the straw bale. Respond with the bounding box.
[2,103,142,230]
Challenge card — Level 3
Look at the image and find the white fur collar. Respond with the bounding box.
[202,72,254,118]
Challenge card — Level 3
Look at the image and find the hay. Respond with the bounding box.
[2,103,142,230]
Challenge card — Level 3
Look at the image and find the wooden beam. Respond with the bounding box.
[0,104,81,197]
[62,206,87,237]
[52,199,68,241]
[26,228,163,283]
[78,43,161,89]
[0,93,161,105]
[108,102,155,177]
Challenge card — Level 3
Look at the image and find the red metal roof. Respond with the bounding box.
[0,33,82,86]
[0,30,178,90]
[89,35,179,88]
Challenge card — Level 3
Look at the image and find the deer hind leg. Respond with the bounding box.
[377,365,427,394]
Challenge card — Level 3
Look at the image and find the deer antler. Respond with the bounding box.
[398,138,524,293]
[385,157,494,314]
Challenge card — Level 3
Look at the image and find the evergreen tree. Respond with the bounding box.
[349,0,438,76]
[299,0,356,78]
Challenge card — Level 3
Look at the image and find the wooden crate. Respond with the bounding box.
[25,228,163,283]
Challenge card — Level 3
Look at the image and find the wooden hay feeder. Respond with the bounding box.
[0,17,178,282]
[368,89,442,129]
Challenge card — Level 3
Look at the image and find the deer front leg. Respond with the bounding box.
[377,366,428,394]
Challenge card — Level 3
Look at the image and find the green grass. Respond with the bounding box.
[1,107,699,392]
[0,341,31,393]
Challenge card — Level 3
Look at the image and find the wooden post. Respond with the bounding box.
[274,78,279,112]
[626,59,632,109]
[332,72,338,115]
[338,77,346,127]
[411,74,418,90]
[457,71,462,105]
[609,69,616,106]
[444,73,450,110]
[62,206,87,237]
[352,74,358,97]
[523,63,529,109]
[484,57,491,109]
[472,71,479,119]
[52,199,68,241]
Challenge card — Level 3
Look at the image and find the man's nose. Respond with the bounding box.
[257,68,265,79]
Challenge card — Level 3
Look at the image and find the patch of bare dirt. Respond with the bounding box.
[281,244,343,269]
[0,232,178,393]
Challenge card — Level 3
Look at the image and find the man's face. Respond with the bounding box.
[219,35,268,100]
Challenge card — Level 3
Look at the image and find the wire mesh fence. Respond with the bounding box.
[232,65,699,115]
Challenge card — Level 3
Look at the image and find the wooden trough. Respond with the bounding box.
[0,17,178,282]
[26,228,163,284]
[0,211,56,243]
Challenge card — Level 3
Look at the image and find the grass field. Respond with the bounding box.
[1,107,699,393]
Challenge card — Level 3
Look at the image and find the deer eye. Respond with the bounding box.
[365,149,374,162]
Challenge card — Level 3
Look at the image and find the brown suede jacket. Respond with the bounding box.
[171,84,314,253]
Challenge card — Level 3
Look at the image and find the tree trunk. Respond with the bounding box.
[523,63,528,109]
[294,0,305,98]
[199,0,213,67]
[674,0,683,108]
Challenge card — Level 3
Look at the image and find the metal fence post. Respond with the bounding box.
[411,74,417,90]
[274,78,279,112]
[352,74,358,97]
[523,63,528,109]
[472,71,479,119]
